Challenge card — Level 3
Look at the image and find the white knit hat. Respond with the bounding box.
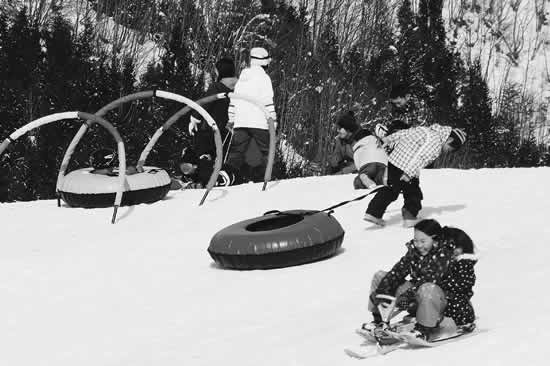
[250,47,271,66]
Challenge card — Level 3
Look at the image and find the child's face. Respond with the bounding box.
[337,127,351,139]
[442,138,456,153]
[413,229,436,256]
[179,162,197,175]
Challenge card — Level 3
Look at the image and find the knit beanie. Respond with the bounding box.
[250,47,271,67]
[336,111,358,133]
[215,57,235,80]
[180,147,199,165]
[449,128,467,149]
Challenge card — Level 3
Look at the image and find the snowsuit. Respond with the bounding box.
[369,240,455,327]
[366,124,453,219]
[226,65,276,183]
[352,132,388,188]
[440,253,478,325]
[329,136,356,175]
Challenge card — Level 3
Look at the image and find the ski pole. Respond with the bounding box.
[223,130,234,165]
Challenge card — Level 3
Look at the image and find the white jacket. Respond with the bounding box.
[228,65,277,130]
[352,135,388,170]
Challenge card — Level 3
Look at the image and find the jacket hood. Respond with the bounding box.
[455,253,479,262]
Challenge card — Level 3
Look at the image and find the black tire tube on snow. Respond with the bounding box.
[59,184,171,208]
[208,210,345,270]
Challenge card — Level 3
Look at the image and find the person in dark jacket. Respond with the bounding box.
[363,219,456,341]
[176,147,234,189]
[372,82,432,127]
[89,148,139,176]
[439,227,478,326]
[188,57,238,151]
[328,111,359,175]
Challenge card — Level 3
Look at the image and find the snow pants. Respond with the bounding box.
[365,163,423,219]
[225,128,270,183]
[368,270,447,327]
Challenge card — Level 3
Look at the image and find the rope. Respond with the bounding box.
[263,185,385,217]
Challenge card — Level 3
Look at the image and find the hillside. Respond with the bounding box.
[1,167,549,365]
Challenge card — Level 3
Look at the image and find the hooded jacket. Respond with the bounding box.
[441,253,478,325]
[228,65,276,129]
[385,124,452,178]
[375,239,455,297]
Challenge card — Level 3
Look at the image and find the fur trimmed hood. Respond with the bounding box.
[455,253,479,262]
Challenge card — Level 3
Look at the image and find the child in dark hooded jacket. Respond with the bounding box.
[439,227,478,326]
[363,219,456,340]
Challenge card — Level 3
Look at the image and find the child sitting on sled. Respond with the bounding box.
[439,226,478,326]
[362,219,477,341]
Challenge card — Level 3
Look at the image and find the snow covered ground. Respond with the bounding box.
[1,167,549,365]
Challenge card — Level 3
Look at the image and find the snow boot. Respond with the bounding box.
[364,213,386,226]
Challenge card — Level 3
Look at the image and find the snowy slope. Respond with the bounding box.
[1,168,550,365]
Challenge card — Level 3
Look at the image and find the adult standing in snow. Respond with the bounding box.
[188,57,238,156]
[224,47,277,184]
[328,111,359,175]
[363,124,466,227]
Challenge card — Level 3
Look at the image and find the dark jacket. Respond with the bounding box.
[192,78,237,158]
[375,240,454,297]
[440,254,478,325]
[328,137,355,174]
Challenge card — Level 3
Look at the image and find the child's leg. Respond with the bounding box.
[415,283,447,327]
[367,270,388,314]
[401,177,423,219]
[365,164,401,218]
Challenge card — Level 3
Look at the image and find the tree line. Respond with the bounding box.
[1,0,548,202]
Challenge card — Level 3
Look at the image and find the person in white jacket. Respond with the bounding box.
[225,47,277,183]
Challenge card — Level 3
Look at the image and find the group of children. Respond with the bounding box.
[364,218,478,341]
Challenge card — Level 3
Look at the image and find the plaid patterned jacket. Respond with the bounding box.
[385,124,453,178]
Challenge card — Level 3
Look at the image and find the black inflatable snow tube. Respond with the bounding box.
[208,210,345,270]
[58,167,171,208]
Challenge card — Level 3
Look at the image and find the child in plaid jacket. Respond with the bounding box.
[363,124,466,227]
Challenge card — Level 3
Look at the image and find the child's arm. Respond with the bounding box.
[383,128,409,148]
[375,249,413,296]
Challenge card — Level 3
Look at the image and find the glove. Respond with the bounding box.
[188,115,201,136]
[396,288,416,311]
[226,122,234,133]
